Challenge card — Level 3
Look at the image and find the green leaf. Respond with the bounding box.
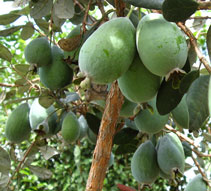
[0,13,21,25]
[0,44,12,62]
[35,19,61,33]
[17,85,30,94]
[39,146,59,160]
[14,64,30,75]
[202,132,211,143]
[0,91,6,104]
[113,128,138,145]
[200,68,209,75]
[179,70,199,94]
[0,174,9,189]
[54,0,75,19]
[28,165,52,179]
[30,0,53,19]
[0,26,23,37]
[186,75,209,131]
[156,78,184,115]
[20,22,34,40]
[123,0,164,10]
[115,141,138,155]
[162,0,199,22]
[85,113,101,135]
[207,25,211,62]
[0,147,11,175]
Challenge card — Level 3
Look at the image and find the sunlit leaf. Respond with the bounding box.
[0,26,23,37]
[39,146,59,160]
[20,22,34,40]
[28,165,52,179]
[0,44,12,62]
[14,64,30,75]
[54,0,75,19]
[0,13,21,25]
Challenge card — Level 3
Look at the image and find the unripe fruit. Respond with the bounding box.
[157,132,185,178]
[136,13,188,77]
[184,174,207,191]
[24,37,52,67]
[79,17,136,84]
[38,45,73,90]
[61,112,80,143]
[5,103,31,143]
[134,97,169,134]
[118,55,161,103]
[131,140,159,184]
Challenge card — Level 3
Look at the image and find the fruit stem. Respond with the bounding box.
[126,5,135,18]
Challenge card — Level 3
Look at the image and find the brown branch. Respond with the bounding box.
[191,155,211,187]
[198,1,211,10]
[177,22,211,73]
[0,83,20,87]
[85,81,124,191]
[165,125,199,149]
[192,148,211,158]
[82,0,92,32]
[96,0,108,21]
[114,0,126,17]
[189,16,211,19]
[7,140,37,188]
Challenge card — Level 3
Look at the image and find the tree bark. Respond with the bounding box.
[85,81,124,191]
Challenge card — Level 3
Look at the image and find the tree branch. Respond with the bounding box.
[177,22,211,73]
[85,81,124,191]
[198,1,211,10]
[82,0,92,32]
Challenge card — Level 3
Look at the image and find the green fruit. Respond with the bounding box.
[79,17,136,84]
[118,54,161,103]
[136,13,188,77]
[171,95,189,129]
[157,132,185,177]
[64,25,81,60]
[182,141,192,158]
[120,98,137,118]
[131,140,159,184]
[61,112,81,143]
[185,174,207,191]
[38,45,73,90]
[24,37,52,67]
[5,103,31,143]
[134,97,169,134]
[29,99,59,135]
[78,115,88,140]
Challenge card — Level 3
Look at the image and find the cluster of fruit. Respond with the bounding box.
[4,99,96,145]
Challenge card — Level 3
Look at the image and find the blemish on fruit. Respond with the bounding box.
[103,49,109,57]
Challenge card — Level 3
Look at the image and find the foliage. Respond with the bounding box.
[0,0,211,191]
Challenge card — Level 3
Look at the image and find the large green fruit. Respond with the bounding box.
[171,95,189,129]
[5,103,31,143]
[29,99,59,135]
[79,17,136,84]
[131,140,159,184]
[136,13,188,77]
[119,98,137,118]
[157,132,185,178]
[118,54,161,103]
[38,45,73,90]
[134,97,169,134]
[24,37,52,67]
[184,174,207,191]
[64,25,81,60]
[61,112,81,143]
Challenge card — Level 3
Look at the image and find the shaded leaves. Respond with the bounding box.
[0,44,12,62]
[0,147,11,175]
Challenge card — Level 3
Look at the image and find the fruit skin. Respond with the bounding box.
[38,45,73,90]
[119,98,137,118]
[64,25,81,60]
[156,132,185,177]
[5,103,31,143]
[131,140,159,184]
[118,54,161,103]
[24,37,52,67]
[61,112,81,143]
[136,13,188,77]
[79,17,136,84]
[184,174,207,191]
[29,99,59,135]
[171,94,189,129]
[134,97,169,134]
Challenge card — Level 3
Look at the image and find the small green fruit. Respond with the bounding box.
[61,112,80,143]
[38,45,73,90]
[134,97,169,134]
[29,99,59,135]
[157,132,185,178]
[78,115,88,140]
[136,13,188,76]
[184,174,207,191]
[120,98,137,118]
[24,37,52,67]
[131,140,159,184]
[79,17,136,84]
[5,103,31,143]
[118,55,161,103]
